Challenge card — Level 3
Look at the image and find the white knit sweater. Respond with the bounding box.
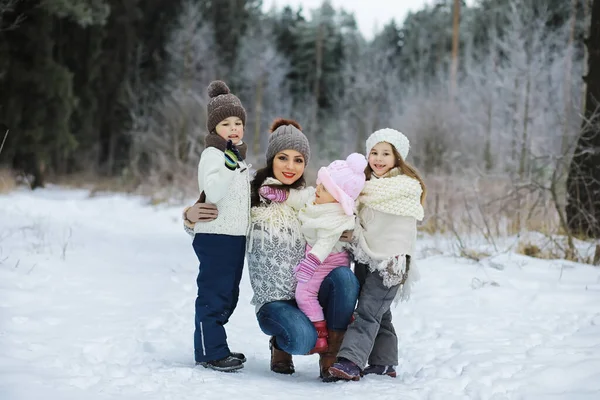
[193,147,251,236]
[298,201,356,262]
[184,176,312,312]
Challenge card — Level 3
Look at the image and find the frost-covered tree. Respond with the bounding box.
[128,1,218,182]
[232,20,293,164]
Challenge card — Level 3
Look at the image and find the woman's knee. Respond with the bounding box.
[283,319,317,355]
[328,267,360,297]
[257,302,316,355]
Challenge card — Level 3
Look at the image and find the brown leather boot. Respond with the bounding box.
[319,330,345,382]
[270,336,295,374]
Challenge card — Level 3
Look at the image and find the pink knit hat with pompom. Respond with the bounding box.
[317,153,368,215]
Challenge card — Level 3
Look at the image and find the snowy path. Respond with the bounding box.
[1,187,600,400]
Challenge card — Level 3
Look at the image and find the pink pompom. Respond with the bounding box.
[345,153,368,174]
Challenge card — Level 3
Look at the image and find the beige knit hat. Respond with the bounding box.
[206,80,247,134]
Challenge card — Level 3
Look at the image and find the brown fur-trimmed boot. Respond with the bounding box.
[270,336,295,375]
[319,329,345,382]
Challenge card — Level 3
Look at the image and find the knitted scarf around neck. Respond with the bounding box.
[248,177,305,252]
[204,132,248,159]
[360,168,424,220]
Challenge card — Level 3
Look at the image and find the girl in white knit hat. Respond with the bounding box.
[329,128,426,381]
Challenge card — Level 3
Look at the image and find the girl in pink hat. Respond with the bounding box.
[289,153,368,354]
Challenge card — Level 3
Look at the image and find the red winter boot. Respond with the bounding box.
[308,321,328,354]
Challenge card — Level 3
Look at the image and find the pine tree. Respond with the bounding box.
[0,1,109,187]
[233,19,292,162]
[197,0,262,77]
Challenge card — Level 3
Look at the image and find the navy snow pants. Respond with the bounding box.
[192,233,246,363]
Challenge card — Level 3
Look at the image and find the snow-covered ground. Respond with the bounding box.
[1,187,599,400]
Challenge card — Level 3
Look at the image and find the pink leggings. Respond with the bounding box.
[295,246,349,322]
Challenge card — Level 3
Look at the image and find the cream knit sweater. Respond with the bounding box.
[351,168,424,300]
[298,201,356,262]
[193,147,251,237]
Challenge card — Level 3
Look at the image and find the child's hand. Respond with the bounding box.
[294,253,321,283]
[339,230,353,242]
[259,186,288,202]
[224,140,241,170]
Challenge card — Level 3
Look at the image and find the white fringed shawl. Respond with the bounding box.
[351,169,424,302]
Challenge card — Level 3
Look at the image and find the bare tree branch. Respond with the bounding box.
[0,0,24,31]
[0,129,8,156]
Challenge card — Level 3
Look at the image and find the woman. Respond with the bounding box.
[183,118,359,382]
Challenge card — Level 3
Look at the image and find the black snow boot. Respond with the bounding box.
[230,351,247,363]
[197,355,244,372]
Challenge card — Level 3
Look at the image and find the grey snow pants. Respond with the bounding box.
[336,261,400,368]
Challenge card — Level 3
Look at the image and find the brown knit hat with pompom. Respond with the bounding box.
[266,118,311,164]
[206,80,247,134]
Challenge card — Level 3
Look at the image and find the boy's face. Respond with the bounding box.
[314,183,337,205]
[368,142,396,176]
[215,116,244,145]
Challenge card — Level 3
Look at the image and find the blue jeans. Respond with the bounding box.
[256,267,359,355]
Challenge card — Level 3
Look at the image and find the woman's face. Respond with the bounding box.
[272,149,305,185]
[368,141,396,176]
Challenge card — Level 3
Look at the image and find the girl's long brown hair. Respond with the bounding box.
[365,144,427,206]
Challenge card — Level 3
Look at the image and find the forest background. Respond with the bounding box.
[1,0,599,262]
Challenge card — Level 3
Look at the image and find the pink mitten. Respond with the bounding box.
[294,253,321,283]
[259,186,288,202]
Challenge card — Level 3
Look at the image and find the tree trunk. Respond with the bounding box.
[566,0,600,238]
[582,0,593,112]
[253,73,264,159]
[510,77,520,171]
[312,21,323,131]
[450,0,461,98]
[484,98,493,171]
[561,0,578,154]
[519,67,531,180]
[484,12,497,173]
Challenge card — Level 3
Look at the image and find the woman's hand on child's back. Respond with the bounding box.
[185,203,219,223]
[259,186,288,203]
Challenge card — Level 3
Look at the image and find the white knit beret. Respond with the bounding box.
[365,128,410,160]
